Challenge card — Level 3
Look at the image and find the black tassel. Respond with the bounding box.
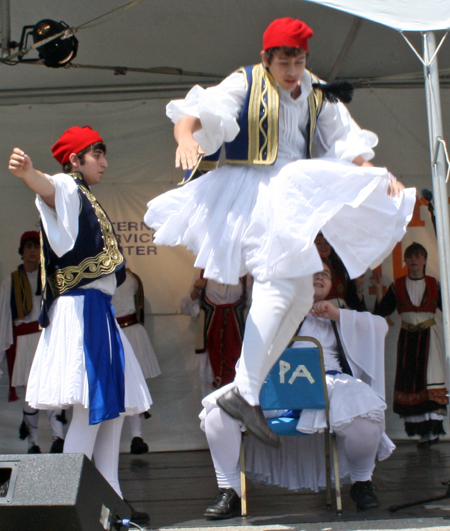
[19,420,30,440]
[312,80,354,104]
[56,410,68,425]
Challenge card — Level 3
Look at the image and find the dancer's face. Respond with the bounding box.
[314,234,331,259]
[405,252,427,276]
[313,263,332,302]
[261,49,307,95]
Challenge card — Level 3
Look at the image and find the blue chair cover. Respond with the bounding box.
[259,343,327,436]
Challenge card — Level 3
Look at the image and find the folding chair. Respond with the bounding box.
[240,335,342,517]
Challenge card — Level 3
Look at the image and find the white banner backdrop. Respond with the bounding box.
[0,90,448,452]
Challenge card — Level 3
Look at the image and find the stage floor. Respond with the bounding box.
[121,441,450,530]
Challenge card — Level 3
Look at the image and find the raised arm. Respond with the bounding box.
[8,148,56,208]
[174,116,205,171]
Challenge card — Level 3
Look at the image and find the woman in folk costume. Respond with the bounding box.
[372,242,448,447]
[144,17,416,447]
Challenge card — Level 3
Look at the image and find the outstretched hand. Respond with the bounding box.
[8,148,33,179]
[175,139,205,171]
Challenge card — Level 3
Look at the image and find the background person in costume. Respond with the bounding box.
[372,242,448,447]
[0,231,65,453]
[112,267,161,454]
[144,17,415,447]
[180,270,252,397]
[8,127,152,523]
[199,259,393,518]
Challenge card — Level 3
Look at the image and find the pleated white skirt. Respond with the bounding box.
[145,158,415,284]
[26,294,153,414]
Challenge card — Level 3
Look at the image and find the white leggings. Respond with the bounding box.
[204,408,383,494]
[64,404,125,497]
[235,276,314,405]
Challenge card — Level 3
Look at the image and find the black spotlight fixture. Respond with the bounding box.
[18,19,78,68]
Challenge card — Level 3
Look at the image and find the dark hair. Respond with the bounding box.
[62,141,107,173]
[404,242,428,260]
[264,46,307,65]
[19,237,40,256]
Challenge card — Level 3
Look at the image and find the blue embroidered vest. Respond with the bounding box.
[181,64,324,185]
[39,172,125,327]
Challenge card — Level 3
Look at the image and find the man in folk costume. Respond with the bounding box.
[8,127,152,524]
[0,231,66,453]
[181,270,252,397]
[372,242,448,447]
[199,259,393,518]
[145,16,414,447]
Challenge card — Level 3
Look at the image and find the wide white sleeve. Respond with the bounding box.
[314,101,379,162]
[35,173,80,257]
[338,309,388,399]
[0,277,13,357]
[166,73,246,155]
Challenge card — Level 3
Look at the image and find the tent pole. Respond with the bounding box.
[423,32,450,378]
[0,0,11,58]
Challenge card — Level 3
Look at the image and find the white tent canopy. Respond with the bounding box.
[307,0,450,31]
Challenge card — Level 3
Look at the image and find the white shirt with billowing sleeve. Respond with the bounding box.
[167,69,378,163]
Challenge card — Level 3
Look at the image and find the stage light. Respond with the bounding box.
[31,19,78,68]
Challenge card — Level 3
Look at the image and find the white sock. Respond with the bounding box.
[128,414,143,439]
[205,407,242,496]
[47,409,65,439]
[338,416,382,483]
[23,404,39,448]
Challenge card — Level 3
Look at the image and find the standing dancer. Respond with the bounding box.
[372,242,448,446]
[144,18,415,447]
[0,231,66,453]
[112,267,161,454]
[180,270,252,397]
[8,127,152,521]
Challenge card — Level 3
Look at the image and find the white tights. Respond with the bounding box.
[235,276,314,405]
[204,408,383,494]
[337,416,383,483]
[64,404,125,497]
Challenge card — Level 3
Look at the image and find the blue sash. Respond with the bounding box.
[62,288,125,424]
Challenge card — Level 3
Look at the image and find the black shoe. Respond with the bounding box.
[27,444,41,454]
[50,437,64,453]
[130,436,149,455]
[429,436,440,446]
[123,499,150,525]
[217,387,281,448]
[350,481,380,511]
[204,488,241,520]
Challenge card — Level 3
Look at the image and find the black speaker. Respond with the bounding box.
[0,453,131,530]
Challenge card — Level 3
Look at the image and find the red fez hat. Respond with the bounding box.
[51,126,103,165]
[20,231,40,244]
[263,17,314,51]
